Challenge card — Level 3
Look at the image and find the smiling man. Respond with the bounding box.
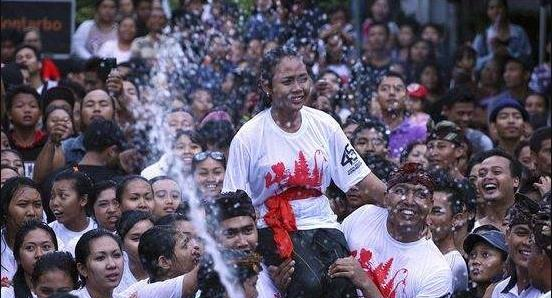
[475,149,523,232]
[340,163,452,297]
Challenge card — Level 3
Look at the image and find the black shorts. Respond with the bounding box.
[258,227,359,298]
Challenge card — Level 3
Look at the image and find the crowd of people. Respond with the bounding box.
[0,0,551,297]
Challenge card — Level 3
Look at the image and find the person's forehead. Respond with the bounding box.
[84,91,110,102]
[391,182,429,190]
[16,48,35,56]
[497,107,522,115]
[380,76,404,86]
[13,93,38,103]
[481,155,510,167]
[222,216,255,229]
[274,57,306,74]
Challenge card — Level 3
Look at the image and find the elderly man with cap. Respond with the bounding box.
[463,226,509,298]
[490,195,543,298]
[426,120,468,180]
[489,97,530,155]
[527,192,551,298]
[333,163,452,297]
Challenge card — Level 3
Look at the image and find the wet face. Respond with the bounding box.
[23,30,42,51]
[517,145,535,172]
[217,216,258,252]
[468,242,505,283]
[534,138,551,176]
[18,229,56,275]
[419,66,439,91]
[78,236,123,291]
[123,219,154,263]
[507,224,532,269]
[152,179,181,218]
[444,102,474,130]
[193,157,225,199]
[166,111,195,134]
[267,56,311,115]
[97,0,117,24]
[426,140,462,170]
[524,94,546,115]
[376,76,406,113]
[9,93,41,129]
[6,186,43,230]
[1,150,25,175]
[429,191,455,242]
[93,188,121,232]
[118,17,136,43]
[81,90,114,128]
[120,179,154,213]
[493,107,524,141]
[406,144,428,168]
[15,47,41,75]
[410,41,430,63]
[353,128,387,158]
[46,109,74,140]
[33,269,75,298]
[168,232,202,277]
[477,155,518,204]
[172,134,202,173]
[50,179,87,226]
[385,183,433,232]
[503,62,527,89]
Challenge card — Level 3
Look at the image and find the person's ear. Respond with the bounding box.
[260,79,272,97]
[454,144,465,160]
[489,122,498,141]
[513,176,520,189]
[77,263,88,279]
[80,194,88,208]
[158,255,172,271]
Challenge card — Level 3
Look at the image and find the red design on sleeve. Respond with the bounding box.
[263,151,325,259]
[351,249,408,298]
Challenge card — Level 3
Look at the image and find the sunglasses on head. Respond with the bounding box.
[193,151,226,163]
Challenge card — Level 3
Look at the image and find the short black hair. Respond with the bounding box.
[529,127,551,153]
[352,117,389,145]
[431,169,467,215]
[421,23,444,36]
[376,71,406,89]
[368,21,390,36]
[195,120,235,150]
[441,87,476,109]
[478,149,523,179]
[44,86,76,110]
[504,56,529,72]
[82,119,124,152]
[87,180,118,217]
[116,175,150,203]
[155,212,190,226]
[15,44,41,60]
[138,225,178,282]
[453,45,477,63]
[5,84,41,111]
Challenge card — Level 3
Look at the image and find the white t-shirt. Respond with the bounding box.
[49,218,97,254]
[119,276,183,298]
[444,250,469,293]
[342,205,453,298]
[223,107,370,229]
[97,40,132,64]
[71,287,124,298]
[1,229,16,283]
[491,276,543,298]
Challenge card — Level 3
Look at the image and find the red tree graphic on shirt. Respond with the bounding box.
[351,248,409,298]
[264,150,324,190]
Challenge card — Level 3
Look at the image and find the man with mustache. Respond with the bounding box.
[332,163,452,297]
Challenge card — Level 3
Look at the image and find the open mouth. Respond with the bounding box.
[519,248,531,258]
[483,183,498,193]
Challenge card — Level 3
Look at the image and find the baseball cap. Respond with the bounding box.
[464,230,508,255]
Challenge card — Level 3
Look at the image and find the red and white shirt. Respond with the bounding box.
[343,205,453,298]
[223,106,370,230]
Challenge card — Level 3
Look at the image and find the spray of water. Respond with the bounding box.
[132,25,245,298]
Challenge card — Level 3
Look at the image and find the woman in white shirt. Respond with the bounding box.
[1,220,58,298]
[71,229,124,298]
[98,16,137,64]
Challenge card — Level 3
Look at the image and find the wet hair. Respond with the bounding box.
[82,119,125,152]
[115,175,150,203]
[15,44,42,60]
[12,220,58,298]
[173,129,207,151]
[31,251,79,290]
[87,180,118,217]
[53,169,95,202]
[116,210,153,240]
[195,120,235,151]
[529,126,551,153]
[5,84,41,111]
[351,117,389,146]
[74,229,122,285]
[477,149,523,179]
[258,46,303,107]
[431,169,467,215]
[191,151,227,173]
[376,71,406,89]
[155,212,190,226]
[138,225,179,282]
[399,140,425,164]
[0,176,41,225]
